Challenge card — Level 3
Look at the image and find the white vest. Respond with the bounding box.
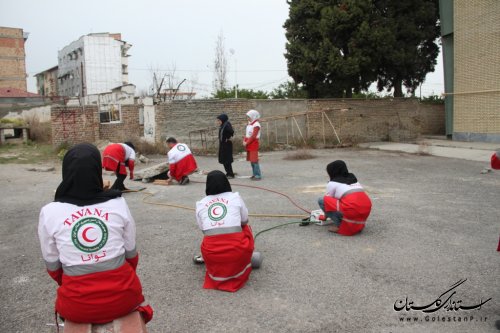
[38,197,136,267]
[326,181,364,199]
[196,192,248,232]
[120,143,136,161]
[168,143,192,164]
[245,122,261,139]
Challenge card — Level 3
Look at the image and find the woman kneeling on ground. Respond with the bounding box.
[195,170,255,292]
[318,160,372,236]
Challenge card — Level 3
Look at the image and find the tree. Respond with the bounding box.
[149,63,188,101]
[269,81,308,99]
[212,87,269,99]
[284,0,380,98]
[374,0,440,97]
[213,31,228,93]
[283,0,440,98]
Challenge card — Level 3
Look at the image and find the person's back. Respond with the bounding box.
[166,137,198,185]
[319,160,372,235]
[195,170,254,292]
[38,143,152,324]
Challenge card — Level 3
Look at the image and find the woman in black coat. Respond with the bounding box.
[216,114,235,178]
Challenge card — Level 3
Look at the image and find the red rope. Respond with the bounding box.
[191,180,311,214]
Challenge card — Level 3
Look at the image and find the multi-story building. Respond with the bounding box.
[57,33,131,97]
[34,66,58,97]
[0,26,29,91]
[440,0,500,142]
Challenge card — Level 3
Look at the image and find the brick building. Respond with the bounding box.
[440,0,500,142]
[0,26,29,91]
[35,66,59,97]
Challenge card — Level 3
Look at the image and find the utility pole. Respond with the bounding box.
[230,48,237,98]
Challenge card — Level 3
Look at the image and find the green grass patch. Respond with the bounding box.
[0,143,59,164]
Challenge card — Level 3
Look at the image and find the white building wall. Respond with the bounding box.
[83,35,122,95]
[57,33,130,97]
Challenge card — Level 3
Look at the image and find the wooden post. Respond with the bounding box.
[0,129,5,145]
[322,112,326,146]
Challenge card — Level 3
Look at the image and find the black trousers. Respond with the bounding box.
[111,165,127,191]
[223,163,234,177]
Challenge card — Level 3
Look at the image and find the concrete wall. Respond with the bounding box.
[154,98,444,149]
[154,99,254,146]
[453,1,500,142]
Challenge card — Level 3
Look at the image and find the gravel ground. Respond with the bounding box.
[1,148,499,333]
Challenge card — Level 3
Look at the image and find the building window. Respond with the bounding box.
[99,104,121,123]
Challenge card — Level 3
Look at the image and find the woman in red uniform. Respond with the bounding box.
[491,150,500,170]
[195,170,254,292]
[38,143,152,324]
[166,137,198,185]
[243,109,262,180]
[318,160,372,235]
[102,142,136,191]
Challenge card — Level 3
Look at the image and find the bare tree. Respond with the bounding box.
[149,63,188,102]
[213,30,228,93]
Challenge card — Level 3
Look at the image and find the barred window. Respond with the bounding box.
[99,104,121,123]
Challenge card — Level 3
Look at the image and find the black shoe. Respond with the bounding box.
[180,176,190,185]
[226,174,235,179]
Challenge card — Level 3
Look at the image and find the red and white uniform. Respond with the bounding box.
[491,150,500,170]
[323,181,372,236]
[244,120,261,152]
[167,143,197,181]
[38,197,146,323]
[195,192,254,292]
[102,143,136,178]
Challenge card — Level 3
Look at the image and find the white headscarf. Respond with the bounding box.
[246,109,260,123]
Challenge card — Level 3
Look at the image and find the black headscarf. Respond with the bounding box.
[217,113,234,142]
[326,160,358,185]
[216,114,228,123]
[205,170,232,195]
[55,143,121,206]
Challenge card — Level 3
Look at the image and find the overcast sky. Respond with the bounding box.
[0,0,444,97]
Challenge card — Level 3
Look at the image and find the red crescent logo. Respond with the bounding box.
[82,226,97,242]
[213,207,221,215]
